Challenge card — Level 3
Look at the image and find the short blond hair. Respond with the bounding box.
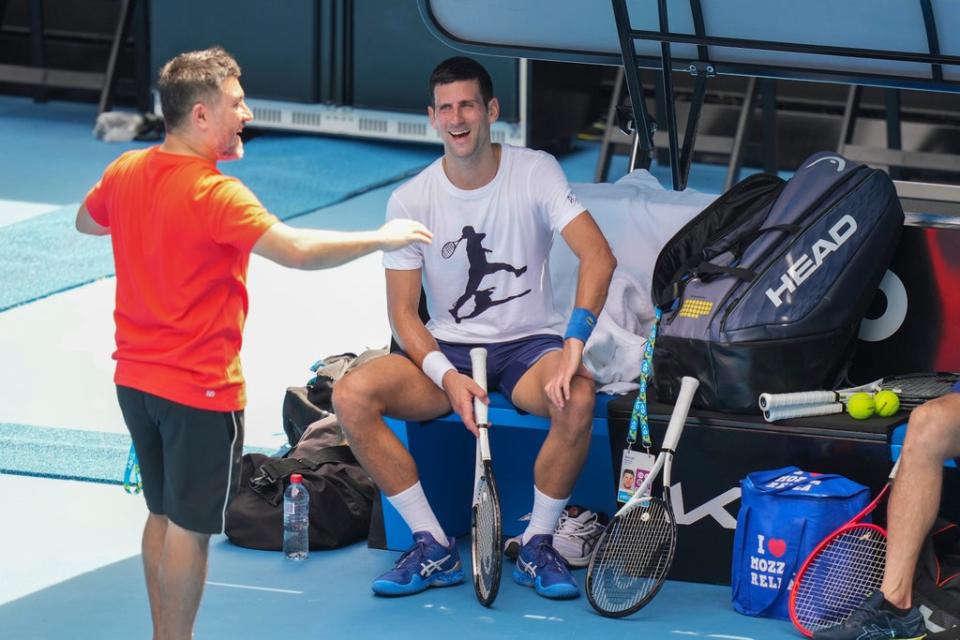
[157,47,241,131]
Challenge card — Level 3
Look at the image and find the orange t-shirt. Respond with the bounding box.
[84,146,278,411]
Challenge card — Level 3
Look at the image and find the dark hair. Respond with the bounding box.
[428,56,494,107]
[157,47,241,131]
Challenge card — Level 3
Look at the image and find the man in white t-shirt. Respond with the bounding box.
[333,56,616,600]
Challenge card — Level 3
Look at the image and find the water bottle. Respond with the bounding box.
[283,473,310,561]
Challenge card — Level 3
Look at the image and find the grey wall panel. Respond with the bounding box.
[150,0,321,103]
[351,0,519,121]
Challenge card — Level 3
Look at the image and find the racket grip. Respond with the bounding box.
[763,402,843,422]
[661,376,698,452]
[759,390,837,410]
[470,348,488,426]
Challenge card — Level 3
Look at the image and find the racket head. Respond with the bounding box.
[586,495,677,617]
[470,460,503,606]
[441,241,457,259]
[789,522,887,637]
[881,372,959,408]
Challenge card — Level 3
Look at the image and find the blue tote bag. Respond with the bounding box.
[731,467,870,620]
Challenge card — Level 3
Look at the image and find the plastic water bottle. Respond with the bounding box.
[283,473,309,561]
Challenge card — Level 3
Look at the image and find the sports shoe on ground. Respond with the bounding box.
[504,505,607,567]
[371,531,464,596]
[812,591,926,640]
[512,534,580,599]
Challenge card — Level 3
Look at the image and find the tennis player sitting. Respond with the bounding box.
[333,56,616,599]
[814,383,960,640]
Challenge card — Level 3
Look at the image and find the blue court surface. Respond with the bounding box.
[0,95,799,639]
[0,534,798,640]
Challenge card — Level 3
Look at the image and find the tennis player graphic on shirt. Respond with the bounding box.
[447,225,530,322]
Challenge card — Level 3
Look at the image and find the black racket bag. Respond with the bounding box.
[914,519,960,638]
[652,152,904,413]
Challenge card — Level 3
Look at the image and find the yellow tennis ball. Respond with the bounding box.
[847,392,876,419]
[874,390,900,417]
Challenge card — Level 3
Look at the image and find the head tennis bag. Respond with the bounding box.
[652,152,904,412]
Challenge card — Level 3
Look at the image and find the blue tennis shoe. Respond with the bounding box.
[371,531,464,596]
[512,534,580,599]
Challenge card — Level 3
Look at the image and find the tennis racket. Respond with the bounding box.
[763,402,845,422]
[789,459,901,637]
[469,347,502,606]
[761,372,958,411]
[441,239,461,259]
[586,375,699,617]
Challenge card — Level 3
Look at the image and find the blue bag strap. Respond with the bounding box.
[733,513,807,615]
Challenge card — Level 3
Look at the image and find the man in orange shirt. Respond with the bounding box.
[75,47,431,640]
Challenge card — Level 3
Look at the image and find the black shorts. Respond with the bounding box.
[117,385,244,534]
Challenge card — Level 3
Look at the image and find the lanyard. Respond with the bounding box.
[627,307,662,451]
[123,443,142,494]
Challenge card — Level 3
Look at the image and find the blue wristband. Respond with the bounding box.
[564,307,597,343]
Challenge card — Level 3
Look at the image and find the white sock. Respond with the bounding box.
[521,486,569,544]
[386,481,449,546]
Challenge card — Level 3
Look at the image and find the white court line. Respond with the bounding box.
[205,581,303,595]
[671,633,756,640]
[0,199,60,227]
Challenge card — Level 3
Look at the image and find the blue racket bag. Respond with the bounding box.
[652,152,904,412]
[731,467,870,620]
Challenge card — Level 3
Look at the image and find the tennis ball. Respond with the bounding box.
[847,392,876,419]
[874,390,900,417]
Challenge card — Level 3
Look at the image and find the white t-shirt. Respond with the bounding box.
[383,144,585,343]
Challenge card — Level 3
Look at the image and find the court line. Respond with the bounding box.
[205,581,303,595]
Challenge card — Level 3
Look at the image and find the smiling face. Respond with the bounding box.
[428,79,499,161]
[207,76,253,161]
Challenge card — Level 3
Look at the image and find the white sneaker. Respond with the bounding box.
[503,505,608,567]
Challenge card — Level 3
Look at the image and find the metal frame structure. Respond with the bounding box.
[611,0,960,190]
[0,0,147,113]
[418,0,960,195]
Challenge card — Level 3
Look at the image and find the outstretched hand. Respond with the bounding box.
[544,339,593,410]
[377,218,433,250]
[442,370,488,436]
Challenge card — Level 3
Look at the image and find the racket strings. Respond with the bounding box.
[472,478,500,599]
[590,499,675,613]
[891,375,957,407]
[793,526,886,632]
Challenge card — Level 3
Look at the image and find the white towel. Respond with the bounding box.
[551,169,716,391]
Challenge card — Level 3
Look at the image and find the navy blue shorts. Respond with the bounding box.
[402,334,563,402]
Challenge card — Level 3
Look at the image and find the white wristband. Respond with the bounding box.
[422,351,455,389]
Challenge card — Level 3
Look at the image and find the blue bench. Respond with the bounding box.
[890,423,958,469]
[380,392,617,551]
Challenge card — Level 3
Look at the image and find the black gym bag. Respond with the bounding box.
[224,416,376,551]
